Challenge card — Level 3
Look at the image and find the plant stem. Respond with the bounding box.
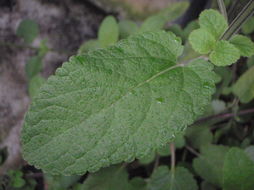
[170,143,175,173]
[217,0,228,23]
[221,0,254,40]
[195,107,254,124]
[186,145,200,156]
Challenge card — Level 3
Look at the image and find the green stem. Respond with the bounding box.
[221,0,254,40]
[217,0,228,23]
[170,143,175,173]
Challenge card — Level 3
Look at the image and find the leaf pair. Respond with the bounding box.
[189,9,254,66]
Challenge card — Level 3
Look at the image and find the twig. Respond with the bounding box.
[195,107,254,124]
[153,154,160,172]
[217,0,228,23]
[170,143,175,173]
[186,145,200,157]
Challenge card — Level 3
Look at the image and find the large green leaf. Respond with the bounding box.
[147,166,198,190]
[223,148,254,190]
[233,66,254,103]
[193,144,229,187]
[21,31,216,175]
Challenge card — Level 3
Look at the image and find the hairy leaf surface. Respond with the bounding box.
[147,166,198,190]
[22,31,216,175]
[223,148,254,190]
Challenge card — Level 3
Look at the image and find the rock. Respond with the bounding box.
[88,0,182,19]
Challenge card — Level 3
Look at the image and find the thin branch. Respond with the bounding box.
[217,0,228,23]
[195,107,254,124]
[221,0,254,40]
[186,145,200,157]
[170,143,175,173]
[153,154,160,172]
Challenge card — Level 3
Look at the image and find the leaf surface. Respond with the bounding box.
[98,16,119,47]
[16,19,39,44]
[22,31,216,175]
[139,2,189,32]
[223,148,254,190]
[209,40,240,66]
[199,9,228,39]
[193,144,229,187]
[189,28,216,54]
[233,66,254,103]
[230,35,254,57]
[147,166,198,190]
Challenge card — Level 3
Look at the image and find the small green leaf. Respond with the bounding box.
[80,166,130,190]
[129,177,147,190]
[8,170,26,188]
[233,66,254,103]
[211,99,226,114]
[183,20,199,40]
[209,40,240,66]
[78,39,101,54]
[242,16,254,34]
[230,35,254,57]
[201,181,217,190]
[199,9,228,39]
[139,1,189,32]
[98,16,119,47]
[189,28,216,54]
[193,144,229,187]
[22,31,216,175]
[147,166,198,190]
[25,56,43,80]
[118,20,138,39]
[223,147,254,190]
[28,75,46,98]
[16,19,39,44]
[185,125,213,149]
[44,174,80,190]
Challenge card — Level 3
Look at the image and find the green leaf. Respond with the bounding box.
[118,20,138,39]
[22,31,216,175]
[223,147,254,190]
[147,166,198,190]
[183,20,199,40]
[16,19,39,44]
[230,35,254,57]
[44,174,80,190]
[25,56,43,80]
[78,39,101,54]
[199,9,228,39]
[28,75,46,98]
[185,125,213,149]
[8,170,26,188]
[189,28,216,54]
[98,16,119,47]
[139,1,189,32]
[242,16,254,34]
[209,40,240,66]
[201,181,217,190]
[232,66,254,103]
[245,146,254,162]
[211,99,226,114]
[129,177,147,190]
[193,144,229,187]
[80,166,130,190]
